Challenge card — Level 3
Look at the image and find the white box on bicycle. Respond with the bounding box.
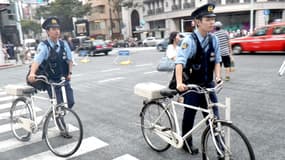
[134,82,166,100]
[5,84,34,96]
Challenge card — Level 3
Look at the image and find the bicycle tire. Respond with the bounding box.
[10,97,33,141]
[140,101,174,152]
[201,121,255,160]
[43,106,83,157]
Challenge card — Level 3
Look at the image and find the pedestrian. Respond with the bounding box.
[27,17,74,138]
[63,35,77,65]
[166,31,182,61]
[174,3,222,155]
[214,21,233,81]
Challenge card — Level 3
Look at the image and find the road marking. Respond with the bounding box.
[135,64,153,67]
[0,96,14,103]
[20,136,108,160]
[0,107,41,120]
[0,91,7,96]
[0,102,12,110]
[0,124,78,152]
[113,154,139,160]
[98,77,125,83]
[144,71,158,74]
[101,68,121,72]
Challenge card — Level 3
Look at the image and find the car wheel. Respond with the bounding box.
[144,43,148,47]
[104,52,109,55]
[232,45,242,54]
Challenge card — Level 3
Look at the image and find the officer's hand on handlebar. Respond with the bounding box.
[176,83,188,92]
[28,73,36,83]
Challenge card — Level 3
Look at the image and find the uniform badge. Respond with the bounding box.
[208,5,214,12]
[51,19,57,24]
[182,43,188,49]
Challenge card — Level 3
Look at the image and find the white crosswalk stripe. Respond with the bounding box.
[113,154,140,160]
[20,136,108,160]
[0,89,141,159]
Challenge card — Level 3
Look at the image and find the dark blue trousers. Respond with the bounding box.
[182,82,219,145]
[47,81,74,108]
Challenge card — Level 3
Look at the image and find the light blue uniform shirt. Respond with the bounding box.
[34,38,72,64]
[175,29,222,67]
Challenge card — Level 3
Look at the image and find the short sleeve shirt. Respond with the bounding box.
[34,38,72,65]
[175,29,222,67]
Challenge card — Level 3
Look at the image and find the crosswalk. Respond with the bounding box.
[0,89,140,160]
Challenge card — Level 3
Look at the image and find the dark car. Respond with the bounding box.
[79,39,112,56]
[113,40,129,48]
[156,38,169,52]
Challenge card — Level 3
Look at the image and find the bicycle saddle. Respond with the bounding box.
[160,89,178,98]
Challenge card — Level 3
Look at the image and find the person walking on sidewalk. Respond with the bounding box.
[166,31,182,61]
[174,3,222,155]
[214,21,233,81]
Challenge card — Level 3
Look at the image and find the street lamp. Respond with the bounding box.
[249,0,254,33]
[108,0,113,39]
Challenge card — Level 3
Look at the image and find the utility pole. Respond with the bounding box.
[108,0,113,40]
[249,0,254,33]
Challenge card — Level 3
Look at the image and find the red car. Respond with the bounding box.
[230,22,285,54]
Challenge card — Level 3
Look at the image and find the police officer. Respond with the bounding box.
[28,17,74,109]
[175,3,222,154]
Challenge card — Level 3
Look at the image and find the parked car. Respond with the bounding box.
[230,22,285,54]
[142,37,163,47]
[113,40,129,48]
[156,38,169,52]
[79,39,112,56]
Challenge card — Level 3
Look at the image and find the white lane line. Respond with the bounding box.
[20,136,108,160]
[0,102,12,110]
[0,96,14,102]
[101,68,121,72]
[144,71,158,74]
[0,124,78,152]
[0,107,42,120]
[98,77,125,83]
[135,64,153,67]
[0,91,7,96]
[113,154,139,160]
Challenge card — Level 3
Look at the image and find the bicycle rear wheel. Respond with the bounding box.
[10,97,33,141]
[43,106,83,157]
[140,101,173,152]
[202,121,255,160]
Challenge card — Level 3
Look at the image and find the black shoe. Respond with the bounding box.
[183,145,199,155]
[60,131,73,139]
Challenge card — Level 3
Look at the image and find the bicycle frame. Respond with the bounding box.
[20,78,68,134]
[151,88,228,156]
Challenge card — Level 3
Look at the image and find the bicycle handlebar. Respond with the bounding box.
[184,80,224,94]
[35,75,66,86]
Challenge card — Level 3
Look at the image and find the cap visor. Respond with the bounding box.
[205,13,216,17]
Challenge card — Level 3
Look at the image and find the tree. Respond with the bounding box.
[21,20,41,38]
[35,0,92,32]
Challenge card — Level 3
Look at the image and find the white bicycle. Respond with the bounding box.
[10,75,83,157]
[139,82,255,160]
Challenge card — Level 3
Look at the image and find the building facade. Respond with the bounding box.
[122,0,285,40]
[86,0,122,40]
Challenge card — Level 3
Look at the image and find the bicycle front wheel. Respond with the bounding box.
[140,101,173,152]
[10,97,33,141]
[202,121,255,160]
[43,106,83,157]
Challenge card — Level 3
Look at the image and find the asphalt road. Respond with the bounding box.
[0,48,284,160]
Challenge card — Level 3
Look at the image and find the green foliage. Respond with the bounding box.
[21,20,41,35]
[35,0,92,32]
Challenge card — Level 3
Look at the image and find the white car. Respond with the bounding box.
[142,37,163,47]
